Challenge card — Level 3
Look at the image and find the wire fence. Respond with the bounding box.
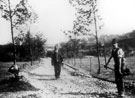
[64,56,135,75]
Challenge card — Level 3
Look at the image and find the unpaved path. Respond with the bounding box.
[0,58,134,98]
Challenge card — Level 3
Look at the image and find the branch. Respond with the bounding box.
[0,0,7,5]
[11,3,20,17]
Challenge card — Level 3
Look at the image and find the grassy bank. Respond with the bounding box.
[0,60,41,81]
[64,56,135,80]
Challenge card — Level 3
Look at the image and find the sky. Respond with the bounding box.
[0,0,135,45]
[98,0,135,35]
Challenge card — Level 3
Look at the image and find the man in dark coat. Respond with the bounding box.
[51,45,63,79]
[104,39,125,97]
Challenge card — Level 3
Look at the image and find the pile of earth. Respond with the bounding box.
[0,77,38,92]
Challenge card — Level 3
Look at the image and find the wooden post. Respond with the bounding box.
[90,56,92,73]
[103,46,107,65]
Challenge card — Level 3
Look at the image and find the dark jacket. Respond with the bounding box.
[51,51,63,65]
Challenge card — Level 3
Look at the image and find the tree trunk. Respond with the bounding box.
[27,31,33,66]
[8,0,16,64]
[103,46,107,65]
[30,45,33,66]
[93,9,100,74]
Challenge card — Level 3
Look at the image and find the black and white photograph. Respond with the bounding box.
[0,0,135,98]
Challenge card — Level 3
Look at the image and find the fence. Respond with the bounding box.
[64,56,135,78]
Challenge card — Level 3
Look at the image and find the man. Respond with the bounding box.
[104,39,125,97]
[51,44,63,79]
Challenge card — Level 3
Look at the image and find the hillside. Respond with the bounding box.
[99,31,135,56]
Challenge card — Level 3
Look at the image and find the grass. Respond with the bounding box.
[0,60,40,81]
[0,60,41,93]
[65,56,135,96]
[65,56,135,80]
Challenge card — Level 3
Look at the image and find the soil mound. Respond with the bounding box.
[0,77,38,92]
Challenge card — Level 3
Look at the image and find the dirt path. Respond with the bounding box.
[0,58,134,98]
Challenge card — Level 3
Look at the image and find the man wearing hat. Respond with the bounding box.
[51,44,63,79]
[104,39,125,97]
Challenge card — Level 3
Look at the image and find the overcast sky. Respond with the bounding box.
[99,0,135,35]
[0,0,135,45]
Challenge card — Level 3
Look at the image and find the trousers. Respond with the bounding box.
[54,62,61,78]
[115,70,124,95]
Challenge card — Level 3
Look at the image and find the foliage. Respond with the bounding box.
[0,32,47,62]
[0,0,37,28]
[60,31,135,58]
[68,0,103,72]
[20,32,46,61]
[60,38,81,58]
[60,38,96,58]
[0,43,13,62]
[95,30,135,57]
[69,0,103,37]
[0,0,38,64]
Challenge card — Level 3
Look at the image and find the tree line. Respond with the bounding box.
[0,32,46,62]
[60,30,135,60]
[0,0,47,63]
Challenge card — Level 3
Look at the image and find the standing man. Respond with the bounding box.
[104,39,125,97]
[51,44,63,79]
